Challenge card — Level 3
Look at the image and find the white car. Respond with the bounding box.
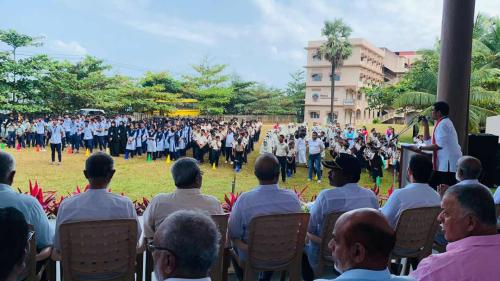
[79,108,105,116]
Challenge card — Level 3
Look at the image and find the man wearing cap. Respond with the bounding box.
[303,153,379,279]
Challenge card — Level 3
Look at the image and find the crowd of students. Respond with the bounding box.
[261,122,401,184]
[0,114,262,168]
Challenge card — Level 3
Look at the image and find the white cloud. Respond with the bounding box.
[50,40,87,55]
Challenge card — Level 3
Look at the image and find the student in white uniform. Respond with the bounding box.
[49,119,65,165]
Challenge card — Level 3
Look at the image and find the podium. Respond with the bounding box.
[399,143,432,188]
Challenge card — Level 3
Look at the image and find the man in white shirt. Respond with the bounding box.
[143,158,223,241]
[304,153,378,277]
[307,131,325,183]
[151,210,219,281]
[35,118,46,150]
[82,120,94,153]
[273,134,289,183]
[437,156,490,197]
[416,101,462,188]
[52,152,141,259]
[380,154,441,228]
[49,119,65,165]
[229,154,301,281]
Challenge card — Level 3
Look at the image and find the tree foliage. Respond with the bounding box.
[0,30,302,117]
[372,13,499,132]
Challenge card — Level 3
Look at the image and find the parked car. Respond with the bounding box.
[78,108,105,116]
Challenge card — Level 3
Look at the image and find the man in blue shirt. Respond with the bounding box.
[0,152,53,249]
[316,208,415,281]
[304,153,378,278]
[228,153,301,281]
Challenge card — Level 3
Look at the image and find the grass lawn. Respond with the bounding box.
[9,123,416,202]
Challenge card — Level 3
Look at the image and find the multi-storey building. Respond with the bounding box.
[304,38,415,126]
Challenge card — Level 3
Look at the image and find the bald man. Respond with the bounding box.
[316,209,415,281]
[228,153,301,281]
[437,156,489,197]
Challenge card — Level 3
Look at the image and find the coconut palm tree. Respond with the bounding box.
[318,19,353,123]
[393,13,499,132]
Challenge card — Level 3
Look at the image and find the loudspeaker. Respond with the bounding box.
[468,134,498,188]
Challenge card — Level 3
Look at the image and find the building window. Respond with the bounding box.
[357,93,362,100]
[329,73,341,81]
[312,73,322,81]
[310,112,320,119]
[312,53,321,61]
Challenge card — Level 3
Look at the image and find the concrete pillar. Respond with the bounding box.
[437,0,475,152]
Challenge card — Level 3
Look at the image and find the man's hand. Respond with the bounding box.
[437,184,450,197]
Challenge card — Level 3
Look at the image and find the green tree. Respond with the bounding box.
[226,75,256,114]
[318,19,353,123]
[0,29,49,110]
[182,58,233,115]
[140,71,182,94]
[285,70,306,122]
[392,13,499,131]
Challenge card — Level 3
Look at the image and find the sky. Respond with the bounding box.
[1,0,499,88]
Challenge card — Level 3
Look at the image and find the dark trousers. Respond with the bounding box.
[429,171,457,189]
[63,131,70,149]
[97,136,106,151]
[50,143,62,162]
[7,132,16,148]
[84,139,93,153]
[210,150,220,167]
[225,147,233,162]
[36,134,45,148]
[72,134,80,151]
[277,156,287,182]
[17,135,25,148]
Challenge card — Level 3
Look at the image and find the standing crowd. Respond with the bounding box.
[0,114,262,169]
[261,122,400,184]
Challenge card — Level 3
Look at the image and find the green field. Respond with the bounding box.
[10,124,415,202]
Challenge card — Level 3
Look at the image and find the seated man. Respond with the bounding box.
[228,153,301,281]
[53,152,141,257]
[316,208,414,281]
[0,207,31,281]
[0,152,53,249]
[411,184,500,281]
[437,155,489,197]
[380,154,441,228]
[305,153,379,275]
[143,157,223,241]
[151,210,220,281]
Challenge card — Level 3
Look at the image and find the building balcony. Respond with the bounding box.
[343,99,355,106]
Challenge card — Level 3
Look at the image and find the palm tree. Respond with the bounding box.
[318,19,353,124]
[393,13,499,132]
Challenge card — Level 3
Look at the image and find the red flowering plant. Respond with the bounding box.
[134,197,150,216]
[18,180,56,214]
[221,192,241,213]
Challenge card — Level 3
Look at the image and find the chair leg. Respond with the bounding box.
[136,253,144,281]
[288,264,302,281]
[145,250,153,281]
[280,271,287,281]
[242,266,253,281]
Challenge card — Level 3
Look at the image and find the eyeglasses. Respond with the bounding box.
[147,241,176,256]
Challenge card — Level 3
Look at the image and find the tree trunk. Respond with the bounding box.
[330,59,336,124]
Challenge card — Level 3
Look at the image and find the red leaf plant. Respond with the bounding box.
[19,180,56,214]
[134,197,150,216]
[292,185,309,202]
[221,192,241,213]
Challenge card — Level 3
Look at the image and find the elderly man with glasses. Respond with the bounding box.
[150,210,220,281]
[302,153,379,280]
